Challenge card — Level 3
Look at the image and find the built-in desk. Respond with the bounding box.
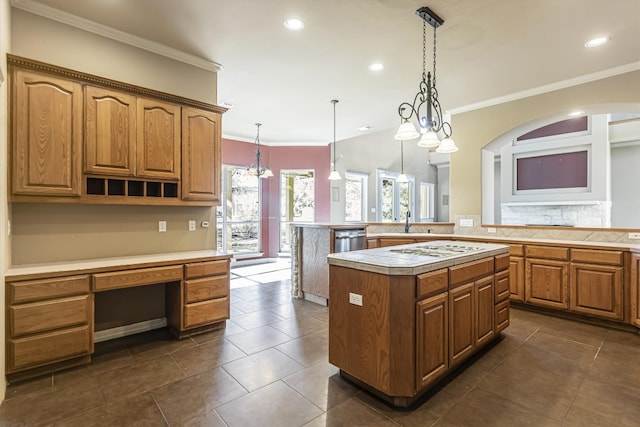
[5,250,231,381]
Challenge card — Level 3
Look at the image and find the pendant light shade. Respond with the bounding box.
[394,119,420,140]
[328,99,342,180]
[417,130,440,148]
[435,137,459,153]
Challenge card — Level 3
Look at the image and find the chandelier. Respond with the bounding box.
[246,123,273,178]
[328,99,342,180]
[394,6,458,154]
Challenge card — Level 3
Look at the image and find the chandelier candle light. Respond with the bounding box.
[394,6,458,154]
[247,123,273,178]
[328,99,342,180]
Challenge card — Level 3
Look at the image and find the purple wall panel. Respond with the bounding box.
[516,151,588,190]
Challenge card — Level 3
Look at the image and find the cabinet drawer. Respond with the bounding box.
[450,258,494,287]
[495,300,510,333]
[9,275,90,304]
[572,249,623,266]
[185,275,229,303]
[184,260,229,279]
[378,238,416,247]
[495,253,510,272]
[10,295,91,337]
[184,297,229,328]
[509,244,524,257]
[417,268,448,299]
[494,270,510,302]
[526,245,569,260]
[8,325,91,372]
[93,265,182,291]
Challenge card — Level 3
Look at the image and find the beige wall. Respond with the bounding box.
[450,70,640,220]
[0,0,10,403]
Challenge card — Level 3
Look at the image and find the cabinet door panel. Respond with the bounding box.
[182,108,221,201]
[137,98,181,179]
[509,257,525,302]
[13,70,82,196]
[449,283,474,367]
[525,258,569,310]
[632,255,640,327]
[475,276,495,347]
[570,263,623,320]
[85,86,136,176]
[416,293,448,388]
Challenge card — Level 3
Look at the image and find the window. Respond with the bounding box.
[420,182,436,222]
[280,169,315,252]
[376,170,414,222]
[345,172,368,222]
[216,165,261,255]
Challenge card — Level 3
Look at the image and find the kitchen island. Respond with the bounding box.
[327,240,510,407]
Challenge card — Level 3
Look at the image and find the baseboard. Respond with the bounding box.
[303,293,328,306]
[94,317,167,343]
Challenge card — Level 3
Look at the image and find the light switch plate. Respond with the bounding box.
[158,221,167,232]
[349,292,363,306]
[460,219,474,227]
[487,227,497,233]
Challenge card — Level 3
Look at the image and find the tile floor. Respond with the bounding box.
[1,261,639,426]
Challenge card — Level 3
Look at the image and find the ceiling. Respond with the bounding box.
[12,0,640,145]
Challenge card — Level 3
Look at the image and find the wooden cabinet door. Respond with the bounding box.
[509,256,524,302]
[525,258,569,310]
[12,69,82,196]
[85,86,136,176]
[136,98,181,180]
[475,276,495,347]
[181,107,221,201]
[570,263,623,320]
[416,293,448,388]
[632,255,640,327]
[449,282,474,367]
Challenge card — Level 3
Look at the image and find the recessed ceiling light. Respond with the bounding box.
[283,18,304,31]
[567,110,585,117]
[585,36,609,48]
[356,126,373,132]
[368,63,384,72]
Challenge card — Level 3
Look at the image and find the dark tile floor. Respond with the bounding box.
[1,264,639,426]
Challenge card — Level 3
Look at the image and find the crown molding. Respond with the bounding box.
[11,0,223,72]
[222,134,329,147]
[450,62,640,115]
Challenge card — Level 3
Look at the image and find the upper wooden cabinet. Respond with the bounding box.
[181,107,221,202]
[85,86,137,177]
[12,69,82,197]
[8,55,226,206]
[136,98,181,180]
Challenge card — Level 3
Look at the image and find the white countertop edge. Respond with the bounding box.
[6,250,231,278]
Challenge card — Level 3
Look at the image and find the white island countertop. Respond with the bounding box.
[327,240,509,276]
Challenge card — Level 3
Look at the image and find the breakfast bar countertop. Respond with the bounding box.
[326,240,509,276]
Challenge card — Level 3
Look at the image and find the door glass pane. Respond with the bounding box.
[280,170,315,252]
[345,173,366,221]
[399,182,410,218]
[381,178,395,221]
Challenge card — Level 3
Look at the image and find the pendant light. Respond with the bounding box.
[394,6,458,154]
[397,139,409,183]
[246,123,273,178]
[328,99,342,180]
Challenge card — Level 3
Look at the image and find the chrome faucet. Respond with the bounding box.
[404,211,411,233]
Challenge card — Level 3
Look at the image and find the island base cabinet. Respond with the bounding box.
[416,293,448,388]
[449,283,475,367]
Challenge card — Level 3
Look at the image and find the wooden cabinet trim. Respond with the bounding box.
[184,259,229,279]
[10,295,91,337]
[449,257,494,287]
[184,297,230,328]
[184,275,229,304]
[417,268,448,299]
[572,249,623,266]
[526,245,570,261]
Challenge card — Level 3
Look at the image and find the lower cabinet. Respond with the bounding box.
[416,293,448,388]
[509,256,525,302]
[449,283,475,367]
[6,275,93,375]
[475,276,495,347]
[181,259,230,330]
[570,263,623,320]
[525,258,569,310]
[632,254,640,327]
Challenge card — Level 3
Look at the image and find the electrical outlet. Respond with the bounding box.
[188,220,196,231]
[487,227,497,233]
[629,232,640,239]
[349,292,363,306]
[158,221,167,232]
[460,218,474,227]
[201,221,209,228]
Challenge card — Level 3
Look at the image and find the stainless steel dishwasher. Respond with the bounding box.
[334,228,367,253]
